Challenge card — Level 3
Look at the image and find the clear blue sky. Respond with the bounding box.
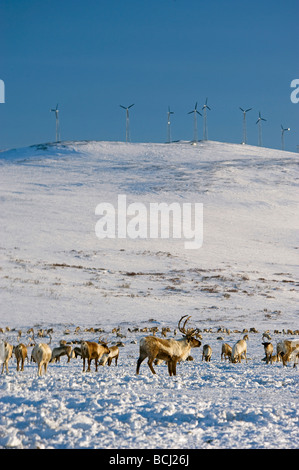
[1,0,298,151]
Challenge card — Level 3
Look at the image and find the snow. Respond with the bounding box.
[0,139,298,449]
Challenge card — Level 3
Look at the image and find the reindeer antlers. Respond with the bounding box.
[178,315,199,337]
[178,315,191,334]
[98,336,109,345]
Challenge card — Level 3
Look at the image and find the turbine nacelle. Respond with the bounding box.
[202,98,211,111]
[240,107,252,114]
[120,103,134,112]
[188,102,202,116]
[256,111,266,124]
[51,103,59,114]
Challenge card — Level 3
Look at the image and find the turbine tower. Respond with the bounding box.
[51,104,60,142]
[202,98,211,141]
[281,125,290,150]
[256,111,266,147]
[167,106,174,143]
[120,103,134,142]
[239,107,252,144]
[188,102,202,144]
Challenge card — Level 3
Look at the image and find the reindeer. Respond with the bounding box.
[277,339,299,367]
[81,341,110,372]
[73,346,83,358]
[1,341,13,374]
[31,343,52,376]
[230,338,248,363]
[50,344,74,363]
[221,343,232,361]
[202,344,212,362]
[99,345,119,366]
[136,315,201,376]
[262,342,274,364]
[13,343,28,371]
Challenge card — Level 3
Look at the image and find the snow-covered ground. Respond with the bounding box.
[0,140,298,449]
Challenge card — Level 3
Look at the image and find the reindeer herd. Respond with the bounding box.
[0,316,299,377]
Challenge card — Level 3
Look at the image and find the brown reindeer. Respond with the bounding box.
[99,345,119,366]
[262,342,274,364]
[81,341,110,372]
[136,315,201,376]
[221,343,232,361]
[14,343,28,371]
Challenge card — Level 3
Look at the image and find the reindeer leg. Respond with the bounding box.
[147,358,156,374]
[136,353,147,374]
[172,359,178,376]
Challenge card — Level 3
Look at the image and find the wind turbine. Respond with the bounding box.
[120,104,134,142]
[281,125,290,150]
[256,111,266,147]
[239,107,252,144]
[188,102,202,144]
[51,104,60,142]
[167,106,174,143]
[202,98,211,141]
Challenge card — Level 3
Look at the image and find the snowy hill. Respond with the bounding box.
[0,140,298,449]
[1,139,297,327]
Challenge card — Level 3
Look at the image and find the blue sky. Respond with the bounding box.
[1,0,298,151]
